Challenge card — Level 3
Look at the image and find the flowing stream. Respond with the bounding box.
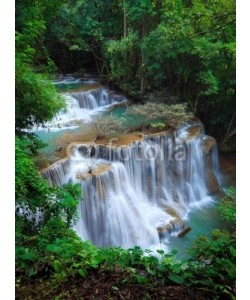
[33,78,126,131]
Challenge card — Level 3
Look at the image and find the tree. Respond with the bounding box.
[105,31,140,95]
[15,58,65,131]
[141,0,235,142]
[15,137,81,229]
[15,6,65,132]
[88,114,126,139]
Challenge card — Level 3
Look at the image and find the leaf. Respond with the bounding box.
[78,269,86,277]
[53,260,62,273]
[229,246,236,257]
[168,274,184,284]
[112,286,119,291]
[28,267,37,277]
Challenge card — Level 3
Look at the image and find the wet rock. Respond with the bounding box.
[76,164,112,181]
[205,169,220,194]
[185,125,203,141]
[203,136,216,155]
[157,207,185,237]
[163,205,181,219]
[157,218,185,237]
[108,138,118,145]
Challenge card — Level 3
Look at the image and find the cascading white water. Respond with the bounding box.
[33,87,127,131]
[42,122,220,250]
[72,88,126,110]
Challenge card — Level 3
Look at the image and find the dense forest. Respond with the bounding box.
[15,0,236,299]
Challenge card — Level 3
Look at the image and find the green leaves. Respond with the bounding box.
[218,187,236,223]
[168,274,184,284]
[105,31,140,92]
[53,260,63,273]
[15,58,65,130]
[78,269,87,277]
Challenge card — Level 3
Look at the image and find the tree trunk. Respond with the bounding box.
[220,112,236,149]
[123,0,127,37]
[177,227,192,238]
[140,14,146,94]
[92,51,101,78]
[194,93,200,114]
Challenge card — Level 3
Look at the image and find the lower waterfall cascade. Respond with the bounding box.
[42,121,220,251]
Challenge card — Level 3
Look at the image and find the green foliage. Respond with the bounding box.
[16,229,236,299]
[15,57,65,131]
[16,136,83,279]
[105,31,140,94]
[15,136,81,231]
[150,122,165,131]
[186,230,236,298]
[15,2,65,132]
[16,136,50,214]
[218,187,236,223]
[49,183,82,227]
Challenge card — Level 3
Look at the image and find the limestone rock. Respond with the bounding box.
[185,124,203,141]
[203,136,216,155]
[157,203,188,237]
[205,169,220,194]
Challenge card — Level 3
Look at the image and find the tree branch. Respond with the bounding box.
[190,19,236,39]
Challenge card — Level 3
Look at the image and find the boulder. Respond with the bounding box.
[157,217,185,237]
[185,124,203,141]
[203,136,216,155]
[205,169,220,194]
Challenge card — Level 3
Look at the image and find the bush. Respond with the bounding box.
[88,114,126,139]
[218,187,236,224]
[126,102,192,129]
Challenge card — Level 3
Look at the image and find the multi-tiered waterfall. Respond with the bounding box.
[42,122,220,251]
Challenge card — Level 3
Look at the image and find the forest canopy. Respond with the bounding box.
[15,0,235,144]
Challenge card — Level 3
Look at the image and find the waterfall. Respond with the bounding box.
[42,123,220,250]
[72,88,126,110]
[32,87,127,131]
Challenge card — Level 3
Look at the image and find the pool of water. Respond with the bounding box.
[54,77,100,93]
[107,106,163,130]
[166,197,228,260]
[35,129,79,158]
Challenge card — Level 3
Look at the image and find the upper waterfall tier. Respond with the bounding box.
[32,87,127,131]
[72,88,126,110]
[42,123,220,249]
